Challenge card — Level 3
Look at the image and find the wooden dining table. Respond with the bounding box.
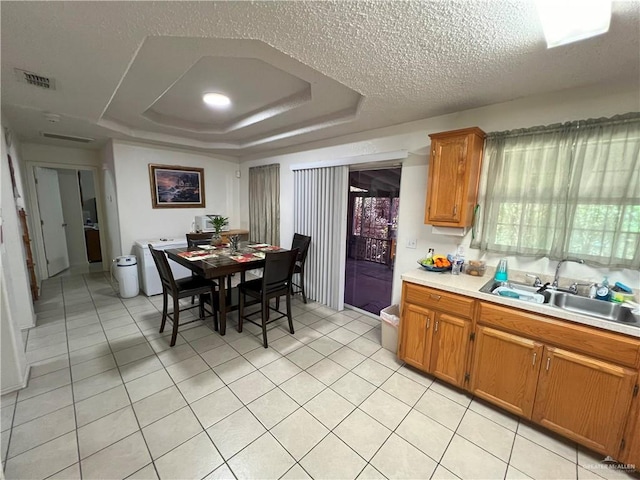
[165,242,283,335]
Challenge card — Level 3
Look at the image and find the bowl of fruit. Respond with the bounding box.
[417,254,452,272]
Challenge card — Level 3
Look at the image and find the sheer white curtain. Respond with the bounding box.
[472,113,640,268]
[293,166,349,310]
[249,164,280,245]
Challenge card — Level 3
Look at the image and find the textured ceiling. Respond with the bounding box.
[1,1,638,159]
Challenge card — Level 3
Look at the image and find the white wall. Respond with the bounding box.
[111,142,241,255]
[20,143,101,168]
[239,82,640,306]
[1,269,29,395]
[0,117,30,395]
[1,118,36,329]
[57,169,86,267]
[100,140,121,261]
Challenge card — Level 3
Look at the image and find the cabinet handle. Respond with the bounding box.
[426,317,430,329]
[546,357,551,371]
[430,294,441,300]
[435,321,439,332]
[532,353,537,366]
[453,205,457,216]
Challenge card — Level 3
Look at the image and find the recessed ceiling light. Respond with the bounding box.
[536,0,612,48]
[203,92,231,108]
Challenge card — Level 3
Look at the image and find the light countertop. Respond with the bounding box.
[401,268,640,338]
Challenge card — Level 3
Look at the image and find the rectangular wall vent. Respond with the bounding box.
[41,132,95,143]
[15,68,56,90]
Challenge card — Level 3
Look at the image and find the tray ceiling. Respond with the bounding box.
[1,1,638,159]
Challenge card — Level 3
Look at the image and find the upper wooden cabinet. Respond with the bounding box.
[425,127,486,227]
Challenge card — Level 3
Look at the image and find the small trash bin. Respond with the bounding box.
[380,304,400,353]
[114,255,139,298]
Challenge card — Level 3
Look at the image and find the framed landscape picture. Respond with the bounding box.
[149,164,205,208]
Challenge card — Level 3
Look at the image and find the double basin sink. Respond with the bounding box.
[479,279,640,328]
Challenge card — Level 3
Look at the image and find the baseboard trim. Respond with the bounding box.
[344,304,379,320]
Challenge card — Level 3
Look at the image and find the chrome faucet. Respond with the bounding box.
[552,258,585,288]
[526,273,543,287]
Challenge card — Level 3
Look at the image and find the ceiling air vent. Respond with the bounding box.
[15,68,56,90]
[41,132,95,143]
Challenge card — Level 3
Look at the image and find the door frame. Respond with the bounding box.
[26,161,108,281]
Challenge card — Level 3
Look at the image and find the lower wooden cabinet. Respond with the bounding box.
[532,346,637,454]
[399,303,433,371]
[399,302,470,388]
[399,281,640,464]
[430,313,471,387]
[470,326,543,418]
[471,329,637,454]
[621,405,640,467]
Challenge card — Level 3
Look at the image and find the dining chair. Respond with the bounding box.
[237,248,299,348]
[148,244,218,346]
[186,233,234,302]
[186,232,214,246]
[186,233,215,304]
[291,233,312,303]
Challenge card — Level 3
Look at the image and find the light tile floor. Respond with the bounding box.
[2,271,639,480]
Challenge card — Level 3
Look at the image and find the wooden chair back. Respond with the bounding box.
[186,232,214,247]
[262,249,299,295]
[291,233,311,264]
[148,244,177,293]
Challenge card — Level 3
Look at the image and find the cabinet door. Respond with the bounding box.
[533,346,638,454]
[620,403,640,468]
[470,326,543,418]
[398,303,433,371]
[429,313,471,387]
[425,135,467,224]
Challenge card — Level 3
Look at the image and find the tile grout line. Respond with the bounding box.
[64,275,86,480]
[83,272,163,480]
[12,273,593,480]
[37,276,80,480]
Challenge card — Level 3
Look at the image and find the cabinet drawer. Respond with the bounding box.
[478,302,640,368]
[404,283,474,319]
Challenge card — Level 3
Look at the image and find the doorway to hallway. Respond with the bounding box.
[33,166,103,278]
[344,168,401,315]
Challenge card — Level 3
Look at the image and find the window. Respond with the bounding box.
[472,113,640,268]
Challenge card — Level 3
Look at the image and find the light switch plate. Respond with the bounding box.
[406,238,417,249]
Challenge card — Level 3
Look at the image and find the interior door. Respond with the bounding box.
[35,167,70,276]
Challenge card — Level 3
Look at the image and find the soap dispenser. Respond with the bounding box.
[495,258,508,283]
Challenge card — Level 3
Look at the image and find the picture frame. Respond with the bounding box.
[149,164,205,208]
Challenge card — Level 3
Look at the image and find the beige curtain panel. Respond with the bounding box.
[249,164,280,245]
[472,113,640,269]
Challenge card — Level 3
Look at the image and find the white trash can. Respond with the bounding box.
[380,304,400,353]
[114,255,139,298]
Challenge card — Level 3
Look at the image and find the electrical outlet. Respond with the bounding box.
[406,238,417,249]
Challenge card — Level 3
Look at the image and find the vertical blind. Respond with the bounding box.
[249,164,280,245]
[294,166,349,310]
